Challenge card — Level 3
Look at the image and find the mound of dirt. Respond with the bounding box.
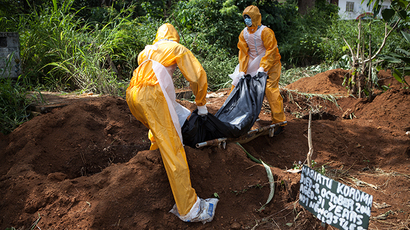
[1,69,409,230]
[286,69,350,95]
[286,68,409,96]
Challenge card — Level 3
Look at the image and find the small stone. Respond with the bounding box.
[231,222,241,229]
[47,172,67,181]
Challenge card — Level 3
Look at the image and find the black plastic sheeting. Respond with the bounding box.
[182,72,268,148]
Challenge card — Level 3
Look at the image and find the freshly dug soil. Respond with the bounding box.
[1,69,409,230]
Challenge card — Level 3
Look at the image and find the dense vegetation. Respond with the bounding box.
[0,0,409,134]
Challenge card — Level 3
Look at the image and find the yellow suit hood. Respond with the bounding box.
[153,23,180,44]
[243,5,261,34]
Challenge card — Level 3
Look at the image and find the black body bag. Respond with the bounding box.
[182,72,267,148]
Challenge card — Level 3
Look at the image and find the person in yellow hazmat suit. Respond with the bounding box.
[126,23,218,224]
[230,5,287,134]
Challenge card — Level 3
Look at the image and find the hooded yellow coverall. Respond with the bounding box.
[232,5,286,125]
[126,23,208,217]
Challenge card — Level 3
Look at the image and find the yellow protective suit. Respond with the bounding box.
[232,5,286,125]
[126,23,208,217]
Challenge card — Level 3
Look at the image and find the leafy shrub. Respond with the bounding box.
[199,47,239,90]
[173,0,243,55]
[319,19,409,64]
[378,31,410,88]
[279,0,339,67]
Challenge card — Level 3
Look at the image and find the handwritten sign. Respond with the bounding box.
[299,165,373,230]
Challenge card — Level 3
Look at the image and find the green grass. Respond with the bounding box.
[0,77,35,135]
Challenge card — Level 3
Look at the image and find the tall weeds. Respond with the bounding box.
[19,0,159,95]
[0,77,33,135]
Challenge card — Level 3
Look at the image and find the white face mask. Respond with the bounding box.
[244,18,252,27]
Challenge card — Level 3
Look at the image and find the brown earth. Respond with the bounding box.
[0,69,409,230]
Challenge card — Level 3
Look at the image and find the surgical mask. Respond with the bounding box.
[244,18,252,27]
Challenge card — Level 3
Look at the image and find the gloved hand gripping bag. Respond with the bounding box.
[182,72,267,148]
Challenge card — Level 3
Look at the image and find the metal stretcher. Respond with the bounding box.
[195,121,287,149]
